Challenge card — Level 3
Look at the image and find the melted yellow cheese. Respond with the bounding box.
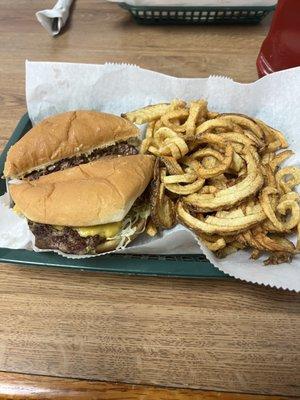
[75,221,123,238]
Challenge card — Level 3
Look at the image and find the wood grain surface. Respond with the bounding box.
[0,0,299,398]
[0,265,299,397]
[0,372,293,400]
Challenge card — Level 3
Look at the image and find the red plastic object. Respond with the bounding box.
[256,0,300,78]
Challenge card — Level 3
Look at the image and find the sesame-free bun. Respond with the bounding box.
[9,155,154,226]
[4,110,139,178]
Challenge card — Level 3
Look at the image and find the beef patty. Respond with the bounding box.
[25,142,138,180]
[29,221,106,255]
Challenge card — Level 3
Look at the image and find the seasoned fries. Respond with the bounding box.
[122,103,170,124]
[145,219,158,237]
[124,99,300,265]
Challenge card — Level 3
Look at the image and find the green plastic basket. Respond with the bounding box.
[119,3,275,24]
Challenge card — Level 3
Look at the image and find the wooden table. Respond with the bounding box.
[0,1,299,399]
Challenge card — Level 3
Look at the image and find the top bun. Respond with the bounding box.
[4,111,139,178]
[9,155,154,227]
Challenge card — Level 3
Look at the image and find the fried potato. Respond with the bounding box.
[184,152,264,212]
[140,137,152,154]
[277,197,300,231]
[196,119,234,135]
[128,99,299,265]
[122,103,170,124]
[251,249,261,260]
[207,111,219,119]
[218,132,257,148]
[146,219,158,237]
[186,146,233,179]
[230,151,244,173]
[190,148,223,163]
[154,126,178,145]
[150,162,176,229]
[255,118,288,151]
[148,145,160,156]
[177,201,266,235]
[145,121,156,138]
[261,164,277,188]
[152,127,189,159]
[261,152,275,165]
[165,177,205,195]
[269,150,294,171]
[163,172,197,184]
[216,242,245,258]
[161,109,189,133]
[198,233,226,251]
[185,100,207,136]
[201,155,219,169]
[154,118,163,133]
[260,186,300,233]
[160,137,189,159]
[160,156,184,175]
[124,100,187,124]
[238,228,295,254]
[199,185,218,194]
[219,114,264,139]
[264,252,293,265]
[185,134,234,178]
[276,166,300,193]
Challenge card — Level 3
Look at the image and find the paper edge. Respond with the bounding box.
[194,236,300,292]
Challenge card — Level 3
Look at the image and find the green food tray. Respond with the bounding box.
[119,3,275,24]
[0,113,226,278]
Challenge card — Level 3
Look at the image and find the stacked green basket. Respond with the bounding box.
[119,3,275,24]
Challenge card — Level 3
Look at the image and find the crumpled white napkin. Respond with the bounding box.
[36,0,73,36]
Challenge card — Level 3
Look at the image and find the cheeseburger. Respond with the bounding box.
[9,155,154,255]
[4,110,140,180]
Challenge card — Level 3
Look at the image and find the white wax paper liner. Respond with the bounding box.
[3,61,300,291]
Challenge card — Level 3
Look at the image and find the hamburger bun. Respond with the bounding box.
[9,155,154,226]
[4,110,139,179]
